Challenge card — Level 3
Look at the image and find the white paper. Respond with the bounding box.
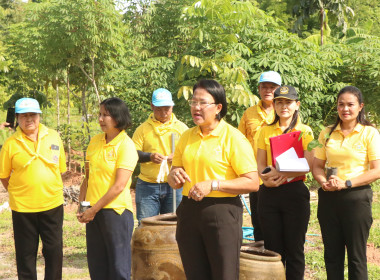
[275,147,309,181]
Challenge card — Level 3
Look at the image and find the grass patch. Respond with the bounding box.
[0,204,90,279]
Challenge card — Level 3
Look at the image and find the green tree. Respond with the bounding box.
[293,0,354,44]
[337,35,380,124]
[174,0,277,123]
[347,0,380,36]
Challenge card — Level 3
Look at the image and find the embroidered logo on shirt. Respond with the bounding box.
[105,148,116,161]
[52,155,59,163]
[214,146,222,157]
[354,144,364,151]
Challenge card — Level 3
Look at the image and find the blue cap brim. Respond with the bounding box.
[152,101,175,107]
[15,109,42,114]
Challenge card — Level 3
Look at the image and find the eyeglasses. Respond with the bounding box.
[188,100,216,108]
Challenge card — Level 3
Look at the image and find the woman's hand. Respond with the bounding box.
[188,180,213,201]
[168,167,191,189]
[76,207,96,224]
[323,175,345,191]
[260,167,287,187]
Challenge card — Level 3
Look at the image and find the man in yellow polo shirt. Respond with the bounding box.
[0,98,66,279]
[238,70,281,241]
[132,88,188,224]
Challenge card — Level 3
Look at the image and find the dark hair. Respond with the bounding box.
[193,79,227,120]
[326,86,372,145]
[100,97,132,130]
[270,99,299,134]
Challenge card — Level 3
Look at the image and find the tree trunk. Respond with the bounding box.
[81,84,91,175]
[66,69,71,172]
[320,8,324,46]
[81,84,91,142]
[90,55,101,104]
[56,77,60,130]
[77,56,101,104]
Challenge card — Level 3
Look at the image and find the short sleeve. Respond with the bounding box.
[117,137,138,171]
[238,112,247,136]
[172,131,187,167]
[314,128,328,161]
[302,126,314,151]
[132,125,144,151]
[85,137,96,161]
[256,127,267,151]
[0,141,11,178]
[229,132,257,175]
[367,127,380,161]
[58,137,67,173]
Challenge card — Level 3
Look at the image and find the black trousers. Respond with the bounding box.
[258,180,310,280]
[12,204,64,280]
[249,185,263,241]
[86,209,134,280]
[318,185,372,280]
[176,196,243,280]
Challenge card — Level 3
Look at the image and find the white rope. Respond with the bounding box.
[156,156,169,183]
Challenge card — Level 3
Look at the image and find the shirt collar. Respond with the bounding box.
[335,122,363,133]
[194,119,226,137]
[15,123,48,142]
[274,120,303,133]
[148,113,175,125]
[101,130,126,146]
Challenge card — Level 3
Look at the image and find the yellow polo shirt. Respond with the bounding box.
[86,130,138,214]
[172,119,257,198]
[238,100,275,154]
[0,124,66,212]
[133,113,188,183]
[315,123,380,180]
[256,122,314,167]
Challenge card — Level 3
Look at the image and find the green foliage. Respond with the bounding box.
[293,0,355,35]
[174,0,276,125]
[347,0,380,36]
[0,127,13,146]
[337,36,380,123]
[0,0,379,147]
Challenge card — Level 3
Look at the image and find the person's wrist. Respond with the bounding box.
[345,180,352,189]
[211,180,220,192]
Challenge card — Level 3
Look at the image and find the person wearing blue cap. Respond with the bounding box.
[238,71,281,242]
[0,98,67,279]
[132,88,188,224]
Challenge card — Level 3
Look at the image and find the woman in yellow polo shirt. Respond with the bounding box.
[0,98,67,279]
[168,79,259,280]
[77,97,138,280]
[312,86,380,280]
[256,85,314,280]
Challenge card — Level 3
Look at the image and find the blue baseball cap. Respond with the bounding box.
[259,71,282,86]
[152,88,175,107]
[15,98,42,114]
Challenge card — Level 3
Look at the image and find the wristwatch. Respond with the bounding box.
[211,180,220,191]
[345,180,352,189]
